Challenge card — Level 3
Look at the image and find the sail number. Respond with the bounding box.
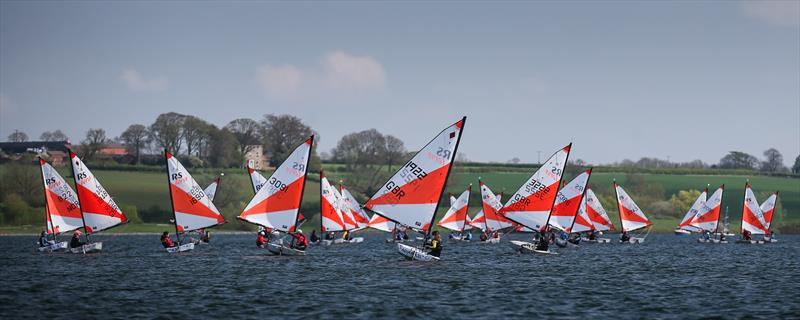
[269,177,288,192]
[524,180,551,200]
[399,161,427,183]
[384,181,406,200]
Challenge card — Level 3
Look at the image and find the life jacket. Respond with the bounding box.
[161,236,174,248]
[256,234,267,246]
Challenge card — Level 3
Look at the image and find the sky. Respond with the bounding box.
[1,1,798,165]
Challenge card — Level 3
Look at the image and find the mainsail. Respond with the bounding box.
[166,151,226,233]
[688,185,724,232]
[438,186,471,232]
[368,213,396,232]
[204,176,221,202]
[364,117,465,233]
[741,181,769,235]
[614,181,652,232]
[585,188,614,231]
[479,181,513,231]
[247,163,269,194]
[341,186,371,229]
[500,144,571,231]
[238,137,312,232]
[69,150,127,233]
[320,171,346,232]
[570,196,595,233]
[39,158,83,235]
[676,188,708,232]
[549,169,592,232]
[760,192,779,231]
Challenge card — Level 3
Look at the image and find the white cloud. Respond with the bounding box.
[255,51,386,99]
[120,68,169,92]
[740,0,800,27]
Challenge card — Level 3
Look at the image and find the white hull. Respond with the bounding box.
[763,237,778,243]
[323,237,364,246]
[673,229,692,235]
[581,237,611,243]
[166,243,195,253]
[69,242,103,254]
[509,240,557,255]
[37,241,68,252]
[397,243,439,261]
[267,243,306,256]
[621,237,646,244]
[697,238,729,244]
[482,237,501,244]
[385,238,414,243]
[735,239,766,244]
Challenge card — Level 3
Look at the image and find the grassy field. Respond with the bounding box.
[2,164,798,234]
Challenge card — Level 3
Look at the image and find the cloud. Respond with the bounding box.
[120,68,169,92]
[740,0,800,27]
[255,51,386,99]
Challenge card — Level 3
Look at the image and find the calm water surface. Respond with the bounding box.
[1,233,798,319]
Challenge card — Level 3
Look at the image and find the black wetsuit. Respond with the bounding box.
[426,238,443,257]
[70,236,85,248]
[535,234,549,251]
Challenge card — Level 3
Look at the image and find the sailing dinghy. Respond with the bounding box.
[501,144,571,254]
[760,192,779,243]
[614,181,653,244]
[165,151,226,253]
[580,189,613,243]
[67,150,128,253]
[437,186,473,241]
[549,169,592,247]
[204,174,222,202]
[37,158,83,252]
[318,172,362,245]
[365,117,466,261]
[238,137,313,256]
[479,182,514,243]
[674,188,707,235]
[691,185,726,244]
[737,181,774,244]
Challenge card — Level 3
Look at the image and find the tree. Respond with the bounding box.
[81,128,108,161]
[207,127,241,168]
[149,112,186,154]
[225,118,263,156]
[793,155,800,175]
[718,151,759,170]
[120,124,149,164]
[508,157,521,164]
[261,114,319,168]
[332,129,387,168]
[7,130,28,142]
[384,135,406,170]
[182,116,211,157]
[669,189,702,217]
[39,129,68,142]
[760,148,787,173]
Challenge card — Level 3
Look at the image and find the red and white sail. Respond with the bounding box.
[500,144,571,231]
[614,182,652,232]
[247,164,269,194]
[438,187,471,232]
[469,209,486,231]
[40,159,83,234]
[365,118,465,232]
[479,181,513,231]
[569,196,594,233]
[676,188,707,232]
[585,189,614,231]
[760,192,778,231]
[333,186,357,230]
[549,169,592,231]
[320,173,346,232]
[238,137,312,232]
[689,185,724,232]
[69,150,127,233]
[166,152,225,233]
[368,213,396,232]
[204,177,221,202]
[741,182,768,235]
[341,186,370,229]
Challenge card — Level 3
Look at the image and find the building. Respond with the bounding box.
[243,145,270,170]
[98,143,128,156]
[0,140,71,154]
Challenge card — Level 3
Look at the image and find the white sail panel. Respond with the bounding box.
[469,210,486,231]
[239,137,312,232]
[438,187,471,232]
[69,151,127,233]
[167,152,225,232]
[585,189,614,231]
[368,213,396,232]
[689,186,723,232]
[760,192,778,231]
[549,169,592,231]
[480,181,513,231]
[500,144,571,231]
[615,182,652,232]
[204,177,220,202]
[570,196,594,233]
[341,187,370,229]
[365,118,465,231]
[248,164,269,194]
[741,183,768,235]
[676,189,707,232]
[40,159,83,234]
[333,186,357,230]
[320,173,345,232]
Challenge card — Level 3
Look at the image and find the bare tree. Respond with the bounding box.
[760,148,787,173]
[182,116,211,157]
[149,112,186,154]
[120,124,149,164]
[81,128,108,161]
[718,151,759,170]
[225,118,263,156]
[7,130,28,142]
[40,129,68,142]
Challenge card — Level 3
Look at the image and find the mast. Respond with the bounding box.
[165,150,181,244]
[67,149,91,243]
[768,191,779,234]
[424,116,466,239]
[740,179,748,235]
[614,180,623,233]
[714,184,725,239]
[567,168,592,234]
[479,178,489,232]
[291,136,313,233]
[320,170,325,234]
[542,143,572,232]
[248,166,258,195]
[461,185,471,233]
[38,158,56,239]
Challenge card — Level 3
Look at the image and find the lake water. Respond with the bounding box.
[1,233,798,319]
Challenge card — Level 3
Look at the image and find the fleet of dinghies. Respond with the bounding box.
[33,117,785,260]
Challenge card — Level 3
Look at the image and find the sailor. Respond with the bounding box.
[256,231,268,247]
[395,231,403,241]
[587,229,597,240]
[325,232,335,240]
[290,231,308,251]
[568,233,581,245]
[161,231,176,248]
[342,230,350,240]
[480,231,488,241]
[39,231,54,247]
[742,229,752,241]
[620,230,631,243]
[425,231,443,257]
[401,228,410,240]
[464,232,473,241]
[70,230,86,248]
[310,230,319,243]
[198,229,210,243]
[535,229,550,251]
